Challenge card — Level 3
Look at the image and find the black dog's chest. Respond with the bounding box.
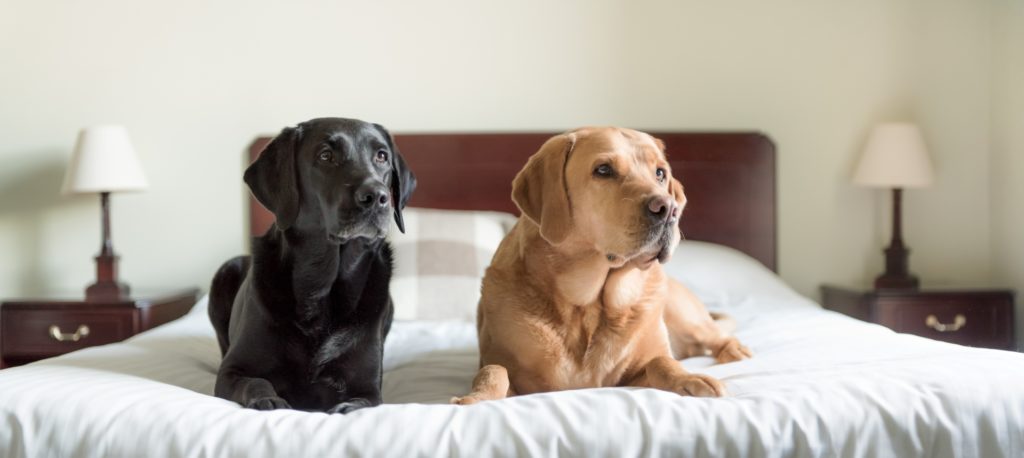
[293,272,386,337]
[274,320,387,410]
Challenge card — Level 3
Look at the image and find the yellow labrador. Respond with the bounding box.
[452,127,751,405]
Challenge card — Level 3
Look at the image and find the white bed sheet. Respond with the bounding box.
[2,264,1023,457]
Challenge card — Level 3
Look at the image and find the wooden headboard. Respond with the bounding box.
[247,132,777,271]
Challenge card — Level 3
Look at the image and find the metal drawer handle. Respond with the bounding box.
[925,314,966,332]
[49,324,90,342]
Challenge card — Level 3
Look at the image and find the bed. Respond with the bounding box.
[1,132,1022,457]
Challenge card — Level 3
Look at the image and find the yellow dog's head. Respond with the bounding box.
[512,127,686,268]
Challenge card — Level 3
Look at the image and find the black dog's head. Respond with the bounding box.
[245,118,417,242]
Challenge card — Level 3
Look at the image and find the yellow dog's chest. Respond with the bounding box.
[548,300,662,389]
[543,264,671,389]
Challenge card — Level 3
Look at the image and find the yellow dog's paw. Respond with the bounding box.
[450,395,482,405]
[672,373,727,398]
[714,338,752,364]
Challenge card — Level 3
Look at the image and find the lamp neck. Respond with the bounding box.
[99,192,114,256]
[889,187,903,248]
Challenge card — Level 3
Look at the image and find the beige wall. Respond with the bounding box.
[622,1,995,296]
[0,0,1009,322]
[992,0,1024,349]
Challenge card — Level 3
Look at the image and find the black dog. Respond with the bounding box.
[208,118,415,413]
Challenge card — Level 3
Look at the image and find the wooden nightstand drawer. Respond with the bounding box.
[875,296,1013,349]
[0,289,199,368]
[821,285,1016,351]
[1,309,134,357]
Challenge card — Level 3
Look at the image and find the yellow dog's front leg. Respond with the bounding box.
[451,364,514,405]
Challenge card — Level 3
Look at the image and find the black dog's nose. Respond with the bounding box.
[646,195,674,222]
[355,183,389,209]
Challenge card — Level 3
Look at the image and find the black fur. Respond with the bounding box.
[209,118,415,413]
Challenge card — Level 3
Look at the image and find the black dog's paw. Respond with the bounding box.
[326,397,373,414]
[245,396,291,411]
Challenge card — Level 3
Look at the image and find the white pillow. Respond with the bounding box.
[387,207,518,321]
[663,241,815,309]
[389,215,809,320]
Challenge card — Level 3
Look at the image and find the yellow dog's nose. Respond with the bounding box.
[647,195,674,222]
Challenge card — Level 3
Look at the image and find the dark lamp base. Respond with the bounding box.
[86,252,131,302]
[874,273,920,290]
[874,242,919,291]
[86,281,131,303]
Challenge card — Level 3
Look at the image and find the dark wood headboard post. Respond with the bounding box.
[246,132,776,271]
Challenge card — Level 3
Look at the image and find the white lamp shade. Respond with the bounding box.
[62,125,148,194]
[852,123,934,188]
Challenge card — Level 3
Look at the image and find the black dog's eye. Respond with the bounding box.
[656,168,667,182]
[593,164,614,177]
[318,150,332,162]
[375,150,389,163]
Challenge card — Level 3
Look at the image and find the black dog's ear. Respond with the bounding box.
[374,123,416,233]
[244,126,302,231]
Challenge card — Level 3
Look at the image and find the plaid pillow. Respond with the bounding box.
[387,207,518,321]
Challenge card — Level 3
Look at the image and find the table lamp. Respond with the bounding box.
[61,125,148,302]
[852,123,934,290]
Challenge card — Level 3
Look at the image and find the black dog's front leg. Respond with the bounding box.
[216,367,291,411]
[326,396,380,414]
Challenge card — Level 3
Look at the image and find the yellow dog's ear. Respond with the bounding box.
[512,133,577,244]
[653,137,666,152]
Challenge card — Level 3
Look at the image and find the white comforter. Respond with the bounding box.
[1,246,1022,457]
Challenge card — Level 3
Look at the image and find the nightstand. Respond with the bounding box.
[820,285,1016,351]
[0,289,199,368]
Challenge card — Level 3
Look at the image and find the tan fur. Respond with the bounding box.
[452,127,752,405]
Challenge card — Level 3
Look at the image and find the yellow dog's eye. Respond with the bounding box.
[593,164,614,177]
[656,168,666,182]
